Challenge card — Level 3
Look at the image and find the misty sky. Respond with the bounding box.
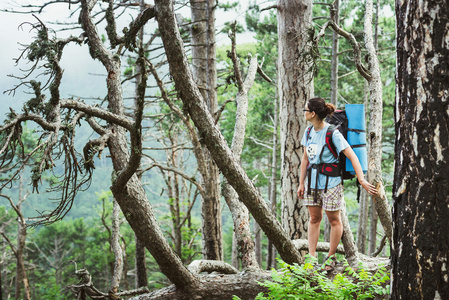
[0,0,257,114]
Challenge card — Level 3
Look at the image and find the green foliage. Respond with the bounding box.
[246,258,390,300]
[40,284,68,300]
[218,1,239,11]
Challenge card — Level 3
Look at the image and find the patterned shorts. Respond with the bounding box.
[304,183,344,211]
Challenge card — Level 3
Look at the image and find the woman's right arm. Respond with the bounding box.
[297,149,309,199]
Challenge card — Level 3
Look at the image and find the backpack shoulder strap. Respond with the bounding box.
[306,125,313,140]
[323,125,339,160]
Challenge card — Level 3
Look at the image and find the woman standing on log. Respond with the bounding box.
[297,97,377,271]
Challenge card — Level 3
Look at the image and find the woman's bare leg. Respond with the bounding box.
[307,206,323,257]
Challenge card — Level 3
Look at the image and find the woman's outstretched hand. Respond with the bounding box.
[360,179,378,196]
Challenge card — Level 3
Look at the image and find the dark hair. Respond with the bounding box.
[307,97,335,120]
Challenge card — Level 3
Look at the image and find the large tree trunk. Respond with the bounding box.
[154,0,302,265]
[79,0,198,289]
[190,0,223,261]
[392,0,449,298]
[277,0,313,240]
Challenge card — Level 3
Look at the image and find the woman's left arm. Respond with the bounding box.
[342,147,378,196]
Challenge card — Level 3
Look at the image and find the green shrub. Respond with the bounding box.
[234,257,390,300]
[42,284,68,300]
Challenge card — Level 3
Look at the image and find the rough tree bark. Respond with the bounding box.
[277,0,313,241]
[367,0,380,257]
[392,0,449,298]
[190,0,223,261]
[190,0,223,260]
[364,0,393,246]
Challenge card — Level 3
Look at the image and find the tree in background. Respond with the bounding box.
[244,6,280,269]
[0,127,47,300]
[277,0,313,244]
[393,0,449,297]
[189,0,223,262]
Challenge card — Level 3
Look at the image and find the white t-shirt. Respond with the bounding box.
[301,124,350,189]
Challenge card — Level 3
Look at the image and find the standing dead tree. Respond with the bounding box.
[222,23,262,270]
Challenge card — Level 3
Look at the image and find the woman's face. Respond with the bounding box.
[304,105,314,121]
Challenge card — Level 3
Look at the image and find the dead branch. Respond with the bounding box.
[0,231,18,257]
[214,98,235,124]
[188,260,239,275]
[61,99,134,131]
[314,20,372,81]
[260,5,277,12]
[139,162,205,198]
[257,65,273,84]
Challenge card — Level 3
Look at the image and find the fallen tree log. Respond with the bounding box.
[188,260,239,275]
[69,256,390,300]
[292,239,345,255]
[130,270,272,300]
[130,254,390,300]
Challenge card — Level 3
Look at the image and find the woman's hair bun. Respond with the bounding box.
[325,103,335,115]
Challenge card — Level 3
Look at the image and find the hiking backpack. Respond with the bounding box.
[306,105,367,201]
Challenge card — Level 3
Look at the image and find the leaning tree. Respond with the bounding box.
[392,0,449,298]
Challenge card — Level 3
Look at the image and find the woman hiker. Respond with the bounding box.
[297,97,378,271]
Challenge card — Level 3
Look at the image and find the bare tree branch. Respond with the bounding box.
[227,22,244,91]
[0,231,18,257]
[188,260,238,275]
[61,99,134,130]
[139,162,205,198]
[314,20,372,81]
